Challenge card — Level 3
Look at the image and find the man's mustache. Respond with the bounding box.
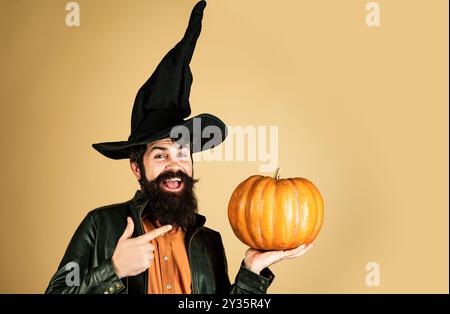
[152,170,196,186]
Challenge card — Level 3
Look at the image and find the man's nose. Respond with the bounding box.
[164,158,182,172]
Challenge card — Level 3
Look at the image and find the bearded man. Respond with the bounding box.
[45,1,312,294]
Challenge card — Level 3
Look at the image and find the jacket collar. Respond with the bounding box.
[130,190,150,219]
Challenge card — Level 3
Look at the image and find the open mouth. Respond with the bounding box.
[160,177,184,193]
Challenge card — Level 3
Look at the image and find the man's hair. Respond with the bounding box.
[129,144,147,164]
[129,145,147,190]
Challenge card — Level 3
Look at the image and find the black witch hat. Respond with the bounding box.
[92,1,226,160]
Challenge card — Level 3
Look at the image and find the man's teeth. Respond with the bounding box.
[167,177,181,182]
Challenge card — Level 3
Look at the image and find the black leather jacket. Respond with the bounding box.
[45,191,274,294]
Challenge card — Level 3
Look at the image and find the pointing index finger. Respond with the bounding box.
[137,224,172,243]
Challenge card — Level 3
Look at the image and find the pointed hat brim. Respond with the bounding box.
[92,113,227,160]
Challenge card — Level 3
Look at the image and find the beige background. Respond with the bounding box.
[0,0,448,293]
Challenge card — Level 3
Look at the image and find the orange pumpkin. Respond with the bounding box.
[227,169,324,250]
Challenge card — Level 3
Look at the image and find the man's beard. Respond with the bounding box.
[140,168,199,231]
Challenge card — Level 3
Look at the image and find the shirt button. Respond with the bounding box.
[163,256,169,262]
[166,284,172,290]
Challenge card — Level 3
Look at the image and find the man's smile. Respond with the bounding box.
[160,177,184,193]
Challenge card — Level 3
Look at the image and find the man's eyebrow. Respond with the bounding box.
[148,146,169,153]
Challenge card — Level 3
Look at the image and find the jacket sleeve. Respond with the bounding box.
[45,213,125,294]
[230,263,275,294]
[215,233,275,294]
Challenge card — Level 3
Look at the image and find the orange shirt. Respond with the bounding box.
[142,218,192,294]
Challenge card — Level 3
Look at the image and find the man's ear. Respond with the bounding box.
[130,161,141,180]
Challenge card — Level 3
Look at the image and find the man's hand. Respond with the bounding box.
[244,243,314,274]
[112,217,172,279]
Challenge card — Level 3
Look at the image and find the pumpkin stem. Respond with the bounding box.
[273,167,281,180]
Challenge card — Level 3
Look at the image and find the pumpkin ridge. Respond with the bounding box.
[300,179,318,244]
[305,180,317,244]
[245,176,266,249]
[269,178,277,249]
[292,179,312,245]
[227,179,246,241]
[286,178,301,249]
[274,179,291,249]
[228,175,260,247]
[238,176,261,248]
[304,179,324,244]
[227,181,242,241]
[256,177,272,250]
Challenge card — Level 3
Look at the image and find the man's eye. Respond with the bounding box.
[155,154,166,159]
